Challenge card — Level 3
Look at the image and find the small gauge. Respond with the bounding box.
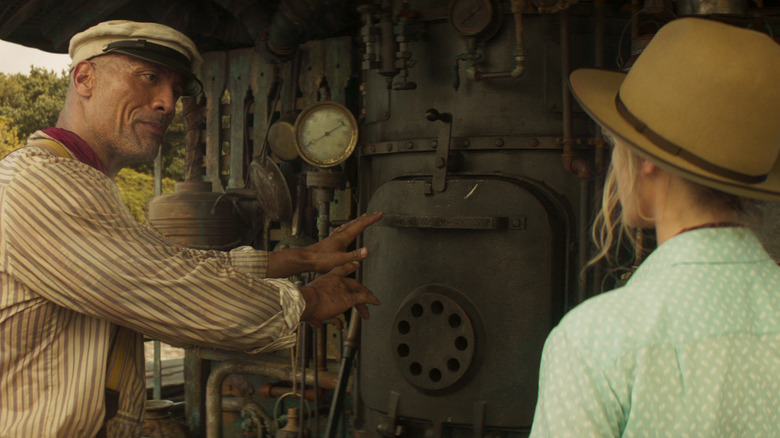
[267,113,299,161]
[448,0,500,38]
[294,101,359,168]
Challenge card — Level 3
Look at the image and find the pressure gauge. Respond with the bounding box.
[448,0,500,38]
[293,101,359,168]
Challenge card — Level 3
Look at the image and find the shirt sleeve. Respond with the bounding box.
[530,326,624,438]
[0,156,303,352]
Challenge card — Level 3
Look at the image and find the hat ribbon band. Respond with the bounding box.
[615,93,767,185]
[103,39,192,71]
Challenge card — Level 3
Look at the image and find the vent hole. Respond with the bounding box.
[431,301,444,314]
[429,368,442,382]
[398,320,410,334]
[448,358,460,372]
[455,336,468,351]
[397,344,410,357]
[411,303,424,318]
[448,313,462,328]
[410,362,422,376]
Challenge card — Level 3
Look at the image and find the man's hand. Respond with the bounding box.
[299,262,381,327]
[307,212,383,272]
[267,212,383,278]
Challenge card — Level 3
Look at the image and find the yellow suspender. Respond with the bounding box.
[26,138,76,159]
[106,327,135,392]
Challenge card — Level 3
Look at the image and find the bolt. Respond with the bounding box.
[530,138,540,147]
[495,138,504,147]
[436,157,446,168]
[462,139,470,148]
[431,140,438,149]
[406,141,414,149]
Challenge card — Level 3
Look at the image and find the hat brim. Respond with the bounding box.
[570,68,780,201]
[108,47,202,96]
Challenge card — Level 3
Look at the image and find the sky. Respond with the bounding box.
[0,40,71,75]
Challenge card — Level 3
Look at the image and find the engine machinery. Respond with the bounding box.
[2,0,779,436]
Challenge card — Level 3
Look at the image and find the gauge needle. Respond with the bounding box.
[459,3,483,25]
[305,120,347,148]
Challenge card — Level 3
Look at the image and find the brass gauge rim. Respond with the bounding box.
[293,101,359,168]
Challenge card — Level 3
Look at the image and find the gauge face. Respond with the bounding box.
[448,0,497,37]
[294,102,358,167]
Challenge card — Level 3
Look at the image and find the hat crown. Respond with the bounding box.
[619,18,780,178]
[69,20,202,95]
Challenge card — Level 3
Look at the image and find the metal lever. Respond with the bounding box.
[425,108,452,192]
[325,310,361,438]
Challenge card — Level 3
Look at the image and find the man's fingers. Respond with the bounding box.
[344,278,381,306]
[330,261,360,277]
[335,212,383,237]
[354,303,371,320]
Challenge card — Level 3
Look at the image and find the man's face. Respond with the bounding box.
[84,54,183,168]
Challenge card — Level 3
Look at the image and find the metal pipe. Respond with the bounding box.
[325,310,361,438]
[221,397,275,436]
[260,382,322,401]
[205,360,340,438]
[378,0,397,81]
[465,0,525,82]
[559,11,592,306]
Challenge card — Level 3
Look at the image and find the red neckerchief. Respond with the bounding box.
[42,127,108,176]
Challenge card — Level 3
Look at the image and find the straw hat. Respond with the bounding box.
[69,20,203,96]
[570,18,780,200]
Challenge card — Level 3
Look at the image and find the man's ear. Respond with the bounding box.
[72,61,95,98]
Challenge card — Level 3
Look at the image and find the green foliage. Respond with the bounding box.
[0,115,23,157]
[0,68,68,142]
[115,168,176,224]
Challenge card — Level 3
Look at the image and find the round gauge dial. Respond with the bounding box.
[448,0,499,38]
[293,102,359,168]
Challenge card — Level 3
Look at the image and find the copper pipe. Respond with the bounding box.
[260,382,323,401]
[205,359,341,438]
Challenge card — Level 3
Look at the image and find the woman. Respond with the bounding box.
[530,18,780,436]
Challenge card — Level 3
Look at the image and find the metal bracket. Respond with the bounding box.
[425,108,452,193]
[376,391,402,437]
[474,401,487,438]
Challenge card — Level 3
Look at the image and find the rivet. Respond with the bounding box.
[371,144,377,153]
[495,138,504,147]
[430,140,438,149]
[435,157,446,168]
[406,141,414,149]
[530,138,539,147]
[387,143,394,151]
[462,139,470,148]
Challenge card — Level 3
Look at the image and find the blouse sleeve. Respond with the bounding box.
[0,155,302,352]
[530,326,625,438]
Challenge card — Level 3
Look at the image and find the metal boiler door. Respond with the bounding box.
[359,176,569,435]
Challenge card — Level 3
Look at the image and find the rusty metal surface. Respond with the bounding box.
[147,181,255,250]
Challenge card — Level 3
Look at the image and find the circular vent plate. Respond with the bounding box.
[390,291,475,390]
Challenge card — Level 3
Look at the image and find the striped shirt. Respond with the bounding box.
[0,132,303,437]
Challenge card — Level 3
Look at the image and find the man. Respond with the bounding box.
[0,20,381,437]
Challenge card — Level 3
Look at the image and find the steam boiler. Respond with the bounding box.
[2,0,779,436]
